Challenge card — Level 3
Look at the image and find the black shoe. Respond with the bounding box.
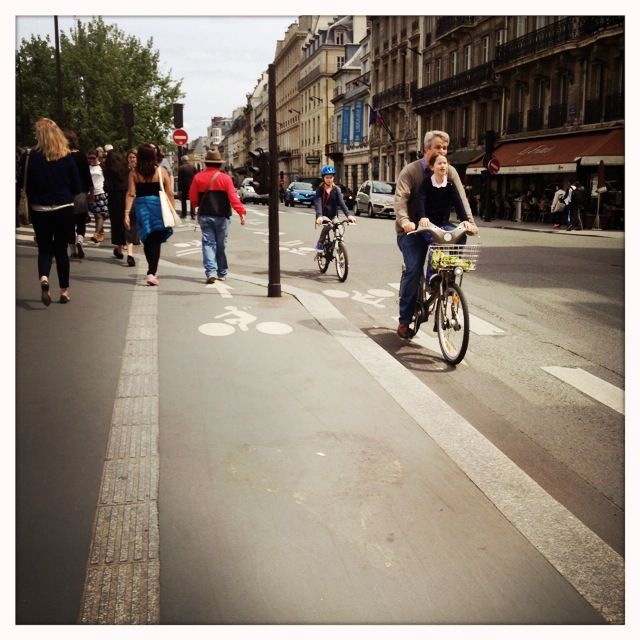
[127,255,135,267]
[40,280,51,306]
[76,242,85,259]
[59,294,70,304]
[113,248,124,259]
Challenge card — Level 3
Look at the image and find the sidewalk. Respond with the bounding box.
[478,217,623,238]
[14,231,623,625]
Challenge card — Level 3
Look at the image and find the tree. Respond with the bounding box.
[15,17,184,152]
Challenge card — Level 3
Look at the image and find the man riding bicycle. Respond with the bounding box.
[394,130,478,340]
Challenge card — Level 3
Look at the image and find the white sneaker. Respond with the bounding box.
[146,274,159,286]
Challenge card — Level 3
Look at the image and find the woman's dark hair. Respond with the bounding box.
[63,130,79,150]
[104,150,129,181]
[136,144,158,180]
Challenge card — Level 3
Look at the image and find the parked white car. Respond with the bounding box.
[238,178,268,205]
[354,180,396,218]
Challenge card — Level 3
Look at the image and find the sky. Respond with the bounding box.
[14,10,297,141]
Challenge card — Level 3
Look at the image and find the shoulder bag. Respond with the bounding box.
[158,167,181,228]
[19,151,30,225]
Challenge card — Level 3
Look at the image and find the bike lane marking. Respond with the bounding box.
[541,366,624,415]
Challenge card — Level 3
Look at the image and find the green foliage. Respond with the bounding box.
[15,17,184,152]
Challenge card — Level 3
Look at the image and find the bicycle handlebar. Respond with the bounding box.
[407,223,469,244]
[317,215,356,226]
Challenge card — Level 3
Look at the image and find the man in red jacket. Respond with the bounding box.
[189,149,246,284]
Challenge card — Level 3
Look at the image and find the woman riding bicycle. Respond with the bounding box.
[314,164,356,252]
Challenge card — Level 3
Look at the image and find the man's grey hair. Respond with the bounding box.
[424,130,450,149]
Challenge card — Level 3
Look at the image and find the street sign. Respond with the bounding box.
[488,158,500,174]
[172,129,188,146]
[306,157,321,165]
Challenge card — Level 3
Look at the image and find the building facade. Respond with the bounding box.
[220,15,624,220]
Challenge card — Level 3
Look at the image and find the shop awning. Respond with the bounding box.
[466,129,624,175]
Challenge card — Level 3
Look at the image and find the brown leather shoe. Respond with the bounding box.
[397,322,410,340]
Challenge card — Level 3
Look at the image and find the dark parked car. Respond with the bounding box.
[336,183,355,209]
[283,181,315,207]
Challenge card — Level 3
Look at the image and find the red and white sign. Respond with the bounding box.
[487,158,500,174]
[172,129,188,146]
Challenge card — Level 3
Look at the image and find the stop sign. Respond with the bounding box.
[172,129,188,145]
[488,158,500,174]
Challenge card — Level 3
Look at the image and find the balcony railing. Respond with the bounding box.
[584,98,603,125]
[435,16,475,39]
[547,102,568,129]
[604,92,624,120]
[325,142,344,156]
[496,16,624,66]
[527,107,545,132]
[278,149,292,158]
[413,62,495,106]
[507,112,524,135]
[372,83,410,110]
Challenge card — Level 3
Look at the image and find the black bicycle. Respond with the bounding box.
[316,215,354,282]
[400,224,481,365]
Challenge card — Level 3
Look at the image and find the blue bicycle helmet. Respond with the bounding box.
[320,165,336,175]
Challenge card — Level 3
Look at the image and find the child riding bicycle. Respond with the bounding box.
[415,151,473,286]
[314,164,356,251]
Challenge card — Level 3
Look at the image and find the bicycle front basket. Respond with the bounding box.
[429,244,481,271]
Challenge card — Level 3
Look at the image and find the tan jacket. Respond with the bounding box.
[394,159,474,234]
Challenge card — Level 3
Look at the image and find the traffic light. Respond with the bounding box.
[482,129,496,168]
[248,148,271,194]
[173,103,184,129]
[123,103,135,127]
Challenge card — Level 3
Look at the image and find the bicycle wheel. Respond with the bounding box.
[435,282,469,365]
[335,241,349,282]
[317,242,331,273]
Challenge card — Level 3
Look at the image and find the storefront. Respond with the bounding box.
[465,128,624,211]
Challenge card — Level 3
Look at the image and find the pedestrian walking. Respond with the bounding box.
[103,149,133,264]
[550,185,566,228]
[178,155,197,219]
[63,130,93,259]
[188,149,246,284]
[567,181,586,231]
[124,144,174,285]
[20,117,82,305]
[88,149,108,244]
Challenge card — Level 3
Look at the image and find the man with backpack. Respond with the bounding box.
[567,181,586,231]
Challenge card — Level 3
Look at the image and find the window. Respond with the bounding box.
[335,31,344,45]
[425,62,431,86]
[450,51,457,76]
[495,28,504,47]
[516,17,526,38]
[482,36,490,63]
[463,44,472,71]
[435,58,441,82]
[336,56,345,70]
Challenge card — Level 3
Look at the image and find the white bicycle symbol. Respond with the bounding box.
[198,306,293,337]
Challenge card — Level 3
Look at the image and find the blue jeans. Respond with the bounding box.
[397,223,464,324]
[199,215,230,277]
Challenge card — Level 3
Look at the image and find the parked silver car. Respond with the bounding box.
[354,180,396,218]
[238,178,268,205]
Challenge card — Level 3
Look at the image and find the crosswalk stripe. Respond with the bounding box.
[469,313,505,335]
[541,366,624,414]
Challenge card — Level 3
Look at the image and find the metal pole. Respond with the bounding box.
[267,63,281,297]
[54,16,64,128]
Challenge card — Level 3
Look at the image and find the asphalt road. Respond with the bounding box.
[13,207,626,626]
